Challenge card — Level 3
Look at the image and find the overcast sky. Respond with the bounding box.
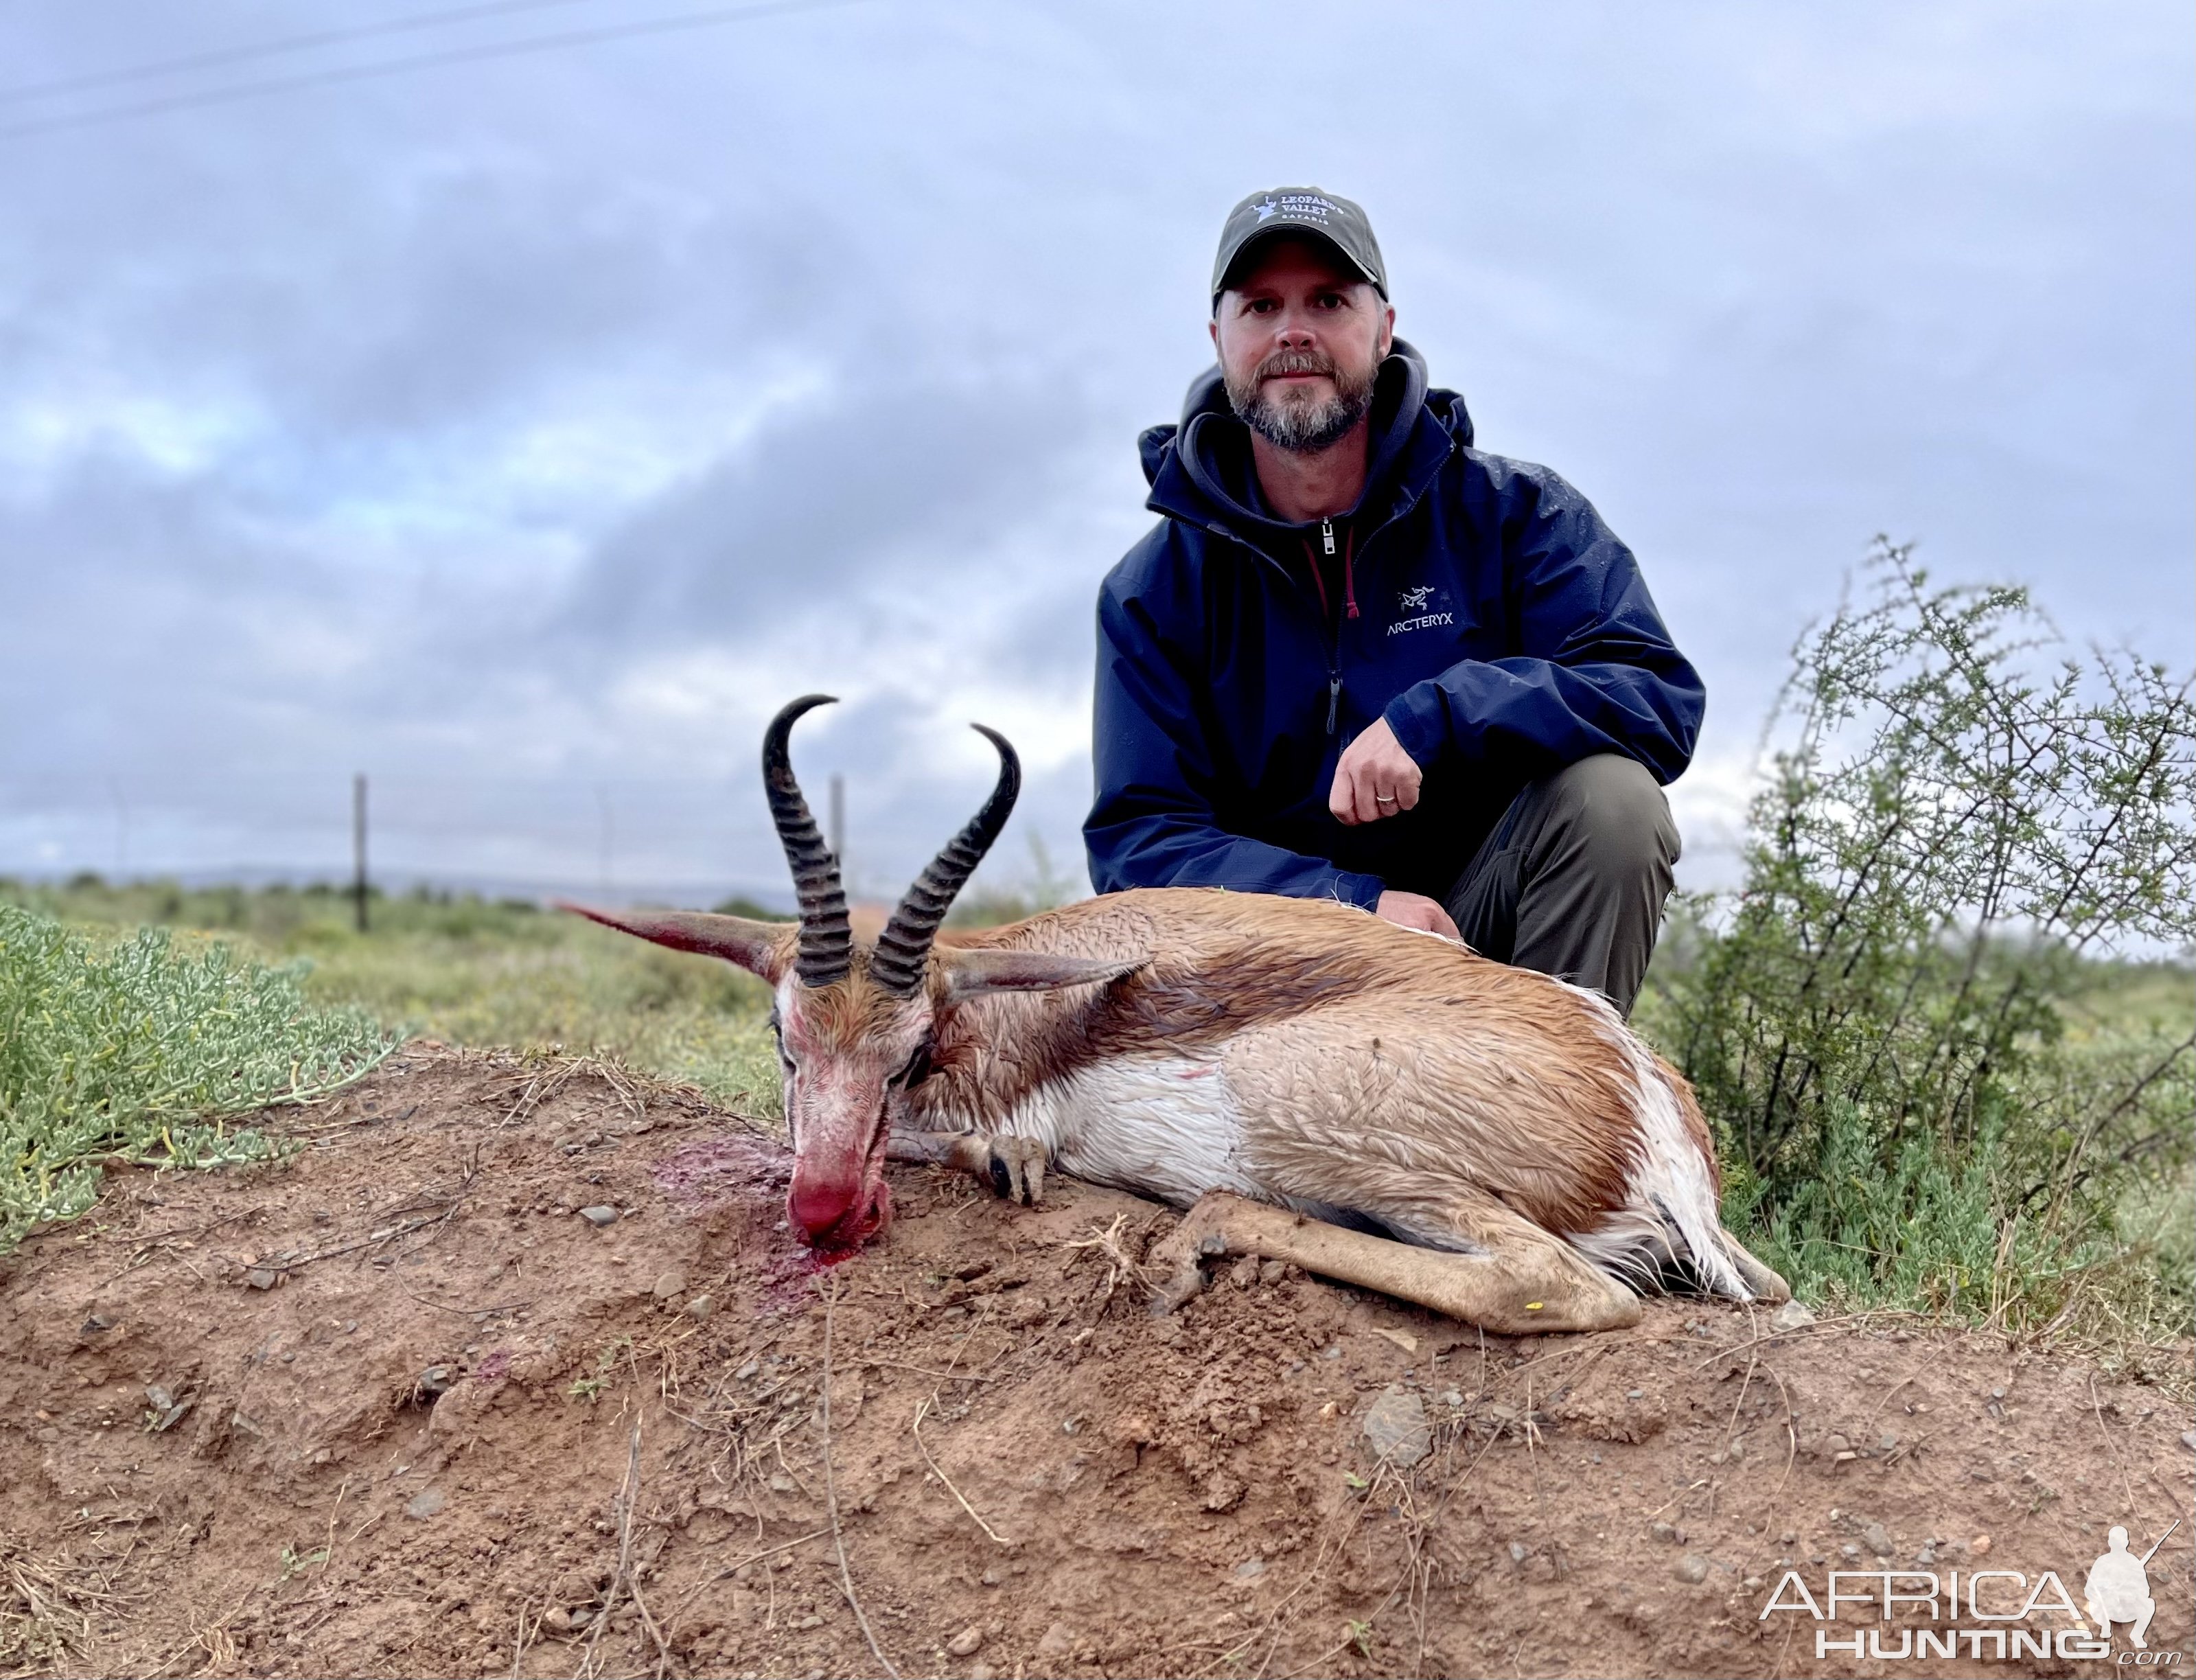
[3,0,2189,906]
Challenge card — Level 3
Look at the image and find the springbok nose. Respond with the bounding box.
[787,1164,863,1245]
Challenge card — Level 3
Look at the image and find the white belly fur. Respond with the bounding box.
[997,1054,1258,1209]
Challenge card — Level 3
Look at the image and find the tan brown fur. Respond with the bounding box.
[912,889,1649,1232]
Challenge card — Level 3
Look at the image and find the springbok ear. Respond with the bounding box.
[555,902,789,982]
[940,947,1148,1001]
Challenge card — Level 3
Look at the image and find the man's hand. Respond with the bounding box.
[1330,715,1422,825]
[1375,890,1460,939]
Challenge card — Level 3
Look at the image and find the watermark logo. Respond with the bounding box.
[1757,1521,2180,1664]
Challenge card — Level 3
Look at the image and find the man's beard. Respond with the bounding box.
[1225,347,1381,454]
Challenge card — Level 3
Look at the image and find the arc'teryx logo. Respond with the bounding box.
[1389,584,1455,638]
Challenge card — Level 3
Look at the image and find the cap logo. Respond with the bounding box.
[1255,192,1338,225]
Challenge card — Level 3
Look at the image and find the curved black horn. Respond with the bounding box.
[869,724,1020,996]
[763,694,852,988]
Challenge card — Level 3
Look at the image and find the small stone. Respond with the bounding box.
[1321,1345,1342,1361]
[947,1626,985,1657]
[1037,1622,1076,1656]
[1441,1389,1464,1407]
[968,1667,996,1680]
[1674,1554,1709,1585]
[578,1206,618,1228]
[1258,1260,1287,1286]
[651,1269,686,1300]
[1507,1541,1528,1564]
[404,1488,446,1521]
[1970,1534,1991,1556]
[1372,1326,1418,1355]
[2180,1429,2196,1452]
[1742,1575,1765,1591]
[1233,1557,1266,1579]
[1626,1388,1644,1400]
[244,1267,279,1290]
[767,1475,797,1494]
[1840,1543,1861,1561]
[1649,1521,1679,1544]
[541,1607,575,1633]
[1822,1433,1851,1457]
[684,1294,713,1321]
[1227,1256,1258,1291]
[735,1360,761,1381]
[1863,1523,1894,1557]
[980,1566,1006,1587]
[1770,1300,1815,1331]
[417,1366,454,1396]
[1361,1385,1432,1468]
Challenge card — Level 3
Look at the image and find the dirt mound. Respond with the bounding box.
[1,1048,2188,1679]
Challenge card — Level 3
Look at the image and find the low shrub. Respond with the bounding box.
[1651,542,2195,1339]
[0,906,398,1253]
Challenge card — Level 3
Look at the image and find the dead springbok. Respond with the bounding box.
[562,696,1788,1334]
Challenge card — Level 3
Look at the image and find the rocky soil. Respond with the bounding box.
[1,1046,2188,1679]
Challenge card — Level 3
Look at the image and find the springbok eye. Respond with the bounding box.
[890,1040,933,1090]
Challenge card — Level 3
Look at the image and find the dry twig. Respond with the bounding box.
[819,1273,900,1679]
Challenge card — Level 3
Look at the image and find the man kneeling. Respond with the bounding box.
[1085,187,1700,1018]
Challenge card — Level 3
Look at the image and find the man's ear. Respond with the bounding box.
[940,947,1148,1002]
[556,902,789,982]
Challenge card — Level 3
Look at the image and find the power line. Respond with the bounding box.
[0,0,604,104]
[1,0,876,139]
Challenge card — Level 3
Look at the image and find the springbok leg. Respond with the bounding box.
[1718,1228,1791,1303]
[1148,1190,1641,1336]
[886,1128,1048,1206]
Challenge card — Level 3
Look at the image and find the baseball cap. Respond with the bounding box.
[1211,186,1387,307]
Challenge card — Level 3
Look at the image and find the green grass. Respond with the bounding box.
[0,902,398,1253]
[0,877,784,1116]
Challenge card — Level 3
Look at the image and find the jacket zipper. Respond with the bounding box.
[1219,507,1415,737]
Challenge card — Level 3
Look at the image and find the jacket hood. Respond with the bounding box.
[1139,338,1472,536]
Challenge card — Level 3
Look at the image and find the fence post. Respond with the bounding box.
[829,772,846,879]
[352,774,369,933]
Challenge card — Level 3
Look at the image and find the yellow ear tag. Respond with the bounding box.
[1525,1302,1544,1311]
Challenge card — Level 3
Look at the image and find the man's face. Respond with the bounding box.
[1212,238,1395,454]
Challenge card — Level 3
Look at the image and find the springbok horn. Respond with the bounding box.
[763,694,853,989]
[869,723,1020,996]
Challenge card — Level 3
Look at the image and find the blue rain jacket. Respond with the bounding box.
[1084,340,1704,908]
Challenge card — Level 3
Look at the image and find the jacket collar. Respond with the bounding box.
[1140,338,1467,542]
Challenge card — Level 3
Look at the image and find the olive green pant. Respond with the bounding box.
[1441,754,1680,1020]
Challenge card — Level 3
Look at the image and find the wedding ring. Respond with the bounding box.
[1375,794,1398,805]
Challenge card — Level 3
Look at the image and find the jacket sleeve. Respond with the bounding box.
[1379,468,1704,782]
[1084,577,1387,909]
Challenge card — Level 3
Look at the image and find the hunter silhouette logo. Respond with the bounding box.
[2085,1521,2173,1650]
